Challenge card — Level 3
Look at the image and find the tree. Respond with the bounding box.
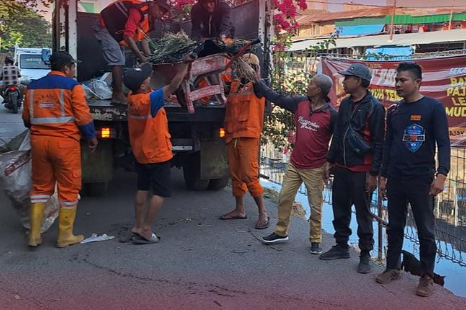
[0,0,52,52]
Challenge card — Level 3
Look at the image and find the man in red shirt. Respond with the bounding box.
[94,0,170,104]
[320,64,385,275]
[255,74,337,254]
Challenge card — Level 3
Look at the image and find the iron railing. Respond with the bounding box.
[259,150,466,267]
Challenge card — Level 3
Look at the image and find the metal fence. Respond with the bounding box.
[262,51,466,266]
[259,149,466,267]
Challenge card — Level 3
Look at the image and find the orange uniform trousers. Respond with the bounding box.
[30,135,81,208]
[227,137,263,198]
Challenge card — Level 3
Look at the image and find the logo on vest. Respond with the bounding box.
[39,103,55,108]
[402,123,425,152]
[298,116,320,132]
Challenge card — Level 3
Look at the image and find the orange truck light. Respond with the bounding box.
[219,127,225,138]
[101,127,111,139]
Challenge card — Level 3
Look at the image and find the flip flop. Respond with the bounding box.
[219,214,248,220]
[119,232,138,243]
[131,233,160,244]
[255,217,270,230]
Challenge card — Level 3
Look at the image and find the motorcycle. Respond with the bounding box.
[2,85,22,114]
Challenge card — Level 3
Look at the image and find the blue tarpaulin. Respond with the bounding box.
[336,24,385,37]
[365,46,414,60]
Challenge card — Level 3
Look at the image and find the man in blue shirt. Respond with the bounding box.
[376,62,450,297]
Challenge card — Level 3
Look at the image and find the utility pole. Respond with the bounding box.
[388,0,397,42]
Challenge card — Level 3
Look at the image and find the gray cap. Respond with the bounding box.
[123,63,152,92]
[338,63,372,82]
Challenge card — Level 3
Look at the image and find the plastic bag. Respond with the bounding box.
[82,84,98,101]
[0,131,59,233]
[89,79,112,100]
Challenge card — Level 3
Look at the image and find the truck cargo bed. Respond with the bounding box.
[88,100,225,122]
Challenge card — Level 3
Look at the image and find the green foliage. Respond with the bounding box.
[0,0,52,52]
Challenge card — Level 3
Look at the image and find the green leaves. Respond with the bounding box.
[0,0,52,52]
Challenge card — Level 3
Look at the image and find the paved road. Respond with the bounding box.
[1,113,466,309]
[1,168,466,310]
[0,105,25,148]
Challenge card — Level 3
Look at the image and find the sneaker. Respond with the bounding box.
[261,233,288,245]
[319,244,350,260]
[310,242,323,255]
[416,275,434,297]
[357,252,372,274]
[375,269,401,284]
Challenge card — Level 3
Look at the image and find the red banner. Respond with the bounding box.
[321,56,466,146]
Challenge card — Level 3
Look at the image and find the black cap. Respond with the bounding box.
[338,63,372,82]
[155,0,171,11]
[123,63,152,92]
[49,51,81,67]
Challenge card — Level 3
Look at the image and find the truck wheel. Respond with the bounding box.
[183,153,209,191]
[208,177,229,191]
[10,94,18,114]
[85,182,108,197]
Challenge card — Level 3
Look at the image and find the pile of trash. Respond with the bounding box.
[148,31,198,64]
[0,130,59,233]
[147,32,258,64]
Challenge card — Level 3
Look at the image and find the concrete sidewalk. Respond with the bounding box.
[0,169,465,310]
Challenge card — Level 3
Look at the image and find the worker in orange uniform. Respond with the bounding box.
[23,51,98,248]
[123,62,189,244]
[220,53,269,229]
[94,0,171,104]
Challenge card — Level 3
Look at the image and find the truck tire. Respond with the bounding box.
[183,153,209,191]
[208,177,229,191]
[10,94,18,114]
[85,182,108,197]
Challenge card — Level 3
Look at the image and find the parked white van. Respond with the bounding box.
[14,47,51,85]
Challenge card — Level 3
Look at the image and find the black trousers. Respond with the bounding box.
[386,176,436,277]
[332,167,374,252]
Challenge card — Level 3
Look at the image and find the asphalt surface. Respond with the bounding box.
[1,106,466,309]
[0,106,25,148]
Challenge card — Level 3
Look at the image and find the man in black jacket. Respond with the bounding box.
[320,63,385,275]
[376,62,450,297]
[190,0,235,42]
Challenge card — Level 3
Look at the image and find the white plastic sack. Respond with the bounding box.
[82,84,98,101]
[89,79,112,100]
[0,131,59,233]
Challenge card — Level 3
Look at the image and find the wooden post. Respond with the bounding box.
[388,0,397,42]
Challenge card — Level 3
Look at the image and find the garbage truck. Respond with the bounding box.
[51,0,273,196]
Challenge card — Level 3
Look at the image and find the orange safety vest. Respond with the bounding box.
[22,71,94,141]
[100,0,151,45]
[127,91,173,164]
[224,80,265,143]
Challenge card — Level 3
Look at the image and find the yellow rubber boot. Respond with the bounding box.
[28,202,46,247]
[57,207,84,248]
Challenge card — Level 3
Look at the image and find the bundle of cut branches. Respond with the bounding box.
[148,31,198,64]
[224,39,258,56]
[231,58,257,83]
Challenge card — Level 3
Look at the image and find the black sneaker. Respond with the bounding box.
[310,242,323,255]
[357,252,372,274]
[261,233,289,244]
[319,244,350,260]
